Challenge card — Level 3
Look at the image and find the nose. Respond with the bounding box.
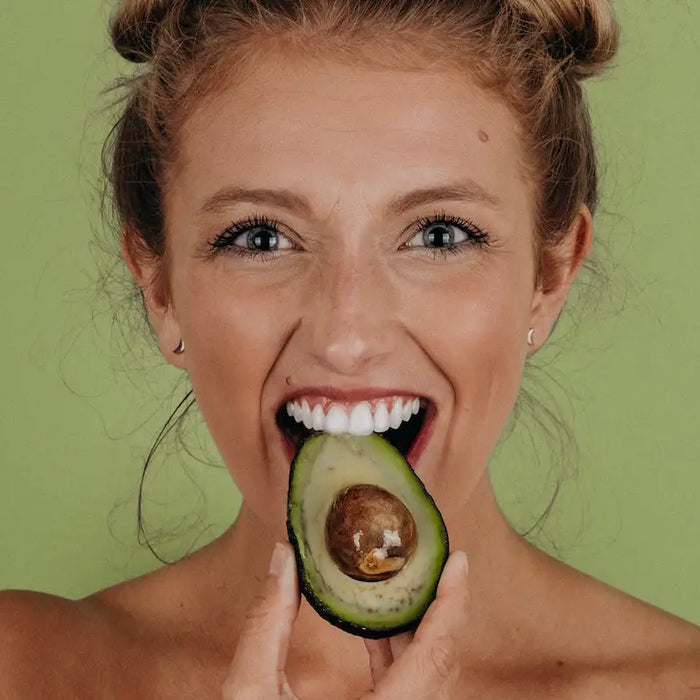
[302,256,396,376]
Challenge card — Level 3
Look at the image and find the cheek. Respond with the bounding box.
[173,267,291,479]
[404,255,532,449]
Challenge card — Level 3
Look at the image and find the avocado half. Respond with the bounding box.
[286,432,448,639]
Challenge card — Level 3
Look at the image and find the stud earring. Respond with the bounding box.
[173,339,185,355]
[527,328,535,347]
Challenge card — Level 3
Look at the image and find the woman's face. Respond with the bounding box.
[146,50,581,538]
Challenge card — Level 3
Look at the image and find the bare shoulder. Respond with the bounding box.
[0,589,99,698]
[0,554,237,699]
[557,563,700,699]
[0,580,186,699]
[0,589,79,650]
[566,642,700,700]
[0,580,213,699]
[601,611,700,699]
[490,551,700,699]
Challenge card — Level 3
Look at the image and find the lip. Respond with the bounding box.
[277,385,434,410]
[406,399,437,466]
[279,428,297,463]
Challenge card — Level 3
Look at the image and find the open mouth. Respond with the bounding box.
[275,397,434,464]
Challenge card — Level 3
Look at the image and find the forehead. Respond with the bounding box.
[172,51,530,222]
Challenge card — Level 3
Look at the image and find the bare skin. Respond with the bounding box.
[2,48,700,697]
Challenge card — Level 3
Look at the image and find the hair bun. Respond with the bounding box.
[510,0,619,79]
[110,0,173,63]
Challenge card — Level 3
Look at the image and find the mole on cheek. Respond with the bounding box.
[478,129,490,143]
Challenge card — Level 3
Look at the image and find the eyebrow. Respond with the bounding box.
[197,179,501,219]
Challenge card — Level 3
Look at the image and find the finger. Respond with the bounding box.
[364,638,393,684]
[413,550,470,644]
[281,677,300,699]
[369,551,469,699]
[222,542,300,699]
[389,630,412,661]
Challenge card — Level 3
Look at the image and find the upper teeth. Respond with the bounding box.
[285,397,421,436]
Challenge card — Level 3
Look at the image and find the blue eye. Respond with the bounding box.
[207,211,491,262]
[246,228,281,251]
[404,213,490,257]
[413,222,462,248]
[208,215,294,260]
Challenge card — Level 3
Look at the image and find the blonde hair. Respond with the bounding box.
[106,0,619,290]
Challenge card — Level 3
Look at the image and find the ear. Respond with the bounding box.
[528,205,593,354]
[121,228,186,370]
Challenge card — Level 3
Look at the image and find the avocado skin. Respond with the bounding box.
[286,434,449,639]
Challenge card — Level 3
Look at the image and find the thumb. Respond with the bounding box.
[368,551,470,700]
[222,542,300,698]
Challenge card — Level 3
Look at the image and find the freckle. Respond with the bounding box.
[556,660,565,668]
[478,129,489,143]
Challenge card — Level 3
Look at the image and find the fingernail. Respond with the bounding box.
[452,551,469,578]
[269,542,287,577]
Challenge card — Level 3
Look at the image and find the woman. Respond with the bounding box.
[2,0,699,697]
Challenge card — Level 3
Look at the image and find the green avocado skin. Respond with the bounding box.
[286,433,449,639]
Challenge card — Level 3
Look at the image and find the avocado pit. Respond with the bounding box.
[325,484,417,581]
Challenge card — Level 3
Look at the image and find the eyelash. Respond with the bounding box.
[207,211,491,262]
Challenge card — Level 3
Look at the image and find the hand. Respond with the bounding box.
[221,544,469,699]
[362,551,470,699]
[222,542,301,699]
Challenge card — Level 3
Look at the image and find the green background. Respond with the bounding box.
[1,2,699,625]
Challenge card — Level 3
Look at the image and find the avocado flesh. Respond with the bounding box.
[287,432,449,638]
